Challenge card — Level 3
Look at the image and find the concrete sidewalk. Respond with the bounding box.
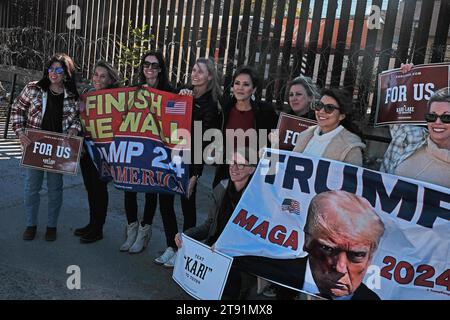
[0,137,220,299]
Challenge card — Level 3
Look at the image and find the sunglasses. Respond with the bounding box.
[229,162,256,170]
[424,113,450,124]
[48,67,64,74]
[312,102,340,114]
[143,62,160,70]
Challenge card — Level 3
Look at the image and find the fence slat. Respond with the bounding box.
[172,0,185,84]
[158,0,168,50]
[317,0,338,88]
[218,0,232,65]
[343,0,367,92]
[199,0,211,58]
[189,0,202,71]
[247,0,263,66]
[431,0,450,63]
[166,0,176,78]
[265,0,286,104]
[209,0,222,60]
[277,0,298,105]
[330,0,351,87]
[151,0,160,48]
[237,0,252,67]
[412,0,435,65]
[223,0,242,97]
[359,0,383,121]
[395,0,417,67]
[305,0,324,78]
[292,0,311,77]
[180,0,193,84]
[257,0,274,98]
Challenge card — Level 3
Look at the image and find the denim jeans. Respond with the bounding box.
[24,168,63,228]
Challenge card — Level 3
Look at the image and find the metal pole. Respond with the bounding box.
[3,73,17,139]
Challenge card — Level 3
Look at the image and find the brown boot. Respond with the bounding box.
[23,226,37,240]
[45,227,57,241]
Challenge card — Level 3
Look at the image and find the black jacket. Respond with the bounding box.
[233,255,381,300]
[190,90,220,177]
[212,96,279,187]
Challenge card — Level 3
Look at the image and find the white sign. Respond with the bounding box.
[172,234,233,300]
[215,148,450,300]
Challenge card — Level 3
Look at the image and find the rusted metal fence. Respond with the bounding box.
[0,0,449,121]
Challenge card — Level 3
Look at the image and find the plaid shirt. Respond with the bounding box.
[380,124,428,174]
[11,81,81,136]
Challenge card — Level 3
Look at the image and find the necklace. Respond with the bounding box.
[50,87,63,95]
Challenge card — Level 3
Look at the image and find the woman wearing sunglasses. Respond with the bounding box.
[74,60,121,243]
[11,53,81,241]
[174,147,257,299]
[394,87,450,188]
[293,88,365,166]
[120,52,179,266]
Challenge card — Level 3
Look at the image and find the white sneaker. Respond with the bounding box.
[154,247,175,265]
[163,251,177,268]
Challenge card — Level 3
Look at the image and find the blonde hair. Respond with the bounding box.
[194,58,222,102]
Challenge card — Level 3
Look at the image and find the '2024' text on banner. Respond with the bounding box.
[215,148,450,300]
[375,62,450,126]
[20,129,83,175]
[173,234,233,300]
[80,86,193,195]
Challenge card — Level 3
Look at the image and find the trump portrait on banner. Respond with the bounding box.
[233,190,385,300]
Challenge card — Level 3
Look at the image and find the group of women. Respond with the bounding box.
[10,51,450,297]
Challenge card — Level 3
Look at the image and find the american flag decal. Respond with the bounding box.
[281,198,301,215]
[165,101,187,115]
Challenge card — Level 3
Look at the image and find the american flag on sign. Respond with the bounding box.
[281,198,301,215]
[165,101,187,115]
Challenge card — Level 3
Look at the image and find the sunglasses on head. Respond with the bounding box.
[424,113,450,124]
[143,62,160,70]
[48,67,64,74]
[312,102,340,114]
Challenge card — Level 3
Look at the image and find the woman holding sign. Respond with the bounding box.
[175,147,257,299]
[394,87,450,188]
[293,88,365,166]
[120,52,179,268]
[286,76,318,119]
[74,60,121,243]
[173,58,222,267]
[11,53,81,241]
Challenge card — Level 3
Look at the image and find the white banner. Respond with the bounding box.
[215,148,450,300]
[173,234,234,300]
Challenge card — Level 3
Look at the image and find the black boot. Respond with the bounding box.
[80,227,103,243]
[23,226,37,240]
[45,227,57,241]
[74,223,91,237]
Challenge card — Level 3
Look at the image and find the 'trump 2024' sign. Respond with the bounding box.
[80,86,193,195]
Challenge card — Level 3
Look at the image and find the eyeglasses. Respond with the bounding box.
[424,113,450,124]
[229,162,256,170]
[48,67,64,74]
[312,102,340,114]
[142,62,160,70]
